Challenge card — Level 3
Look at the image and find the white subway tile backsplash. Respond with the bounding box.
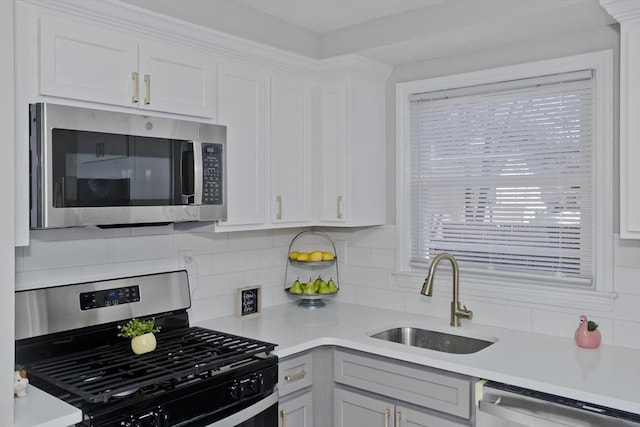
[613,235,640,267]
[13,225,640,350]
[613,319,640,350]
[340,265,388,289]
[81,260,156,282]
[354,226,395,249]
[345,246,371,267]
[24,238,108,270]
[371,248,396,270]
[227,230,273,251]
[211,250,261,275]
[15,267,83,290]
[107,235,174,263]
[613,266,640,295]
[354,286,405,311]
[174,232,228,255]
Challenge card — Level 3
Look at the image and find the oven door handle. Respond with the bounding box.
[205,392,278,427]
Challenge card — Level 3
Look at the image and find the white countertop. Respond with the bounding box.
[13,385,81,427]
[196,301,640,415]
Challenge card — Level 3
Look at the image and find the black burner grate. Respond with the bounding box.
[23,327,276,403]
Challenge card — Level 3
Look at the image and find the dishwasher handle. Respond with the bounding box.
[478,399,575,427]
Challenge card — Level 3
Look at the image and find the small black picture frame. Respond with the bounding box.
[236,286,262,319]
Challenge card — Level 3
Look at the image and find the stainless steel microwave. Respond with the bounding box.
[29,103,226,229]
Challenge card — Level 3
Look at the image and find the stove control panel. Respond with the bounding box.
[229,373,265,401]
[121,406,168,427]
[80,285,141,310]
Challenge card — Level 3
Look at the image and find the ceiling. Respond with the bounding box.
[119,0,616,65]
[231,0,444,33]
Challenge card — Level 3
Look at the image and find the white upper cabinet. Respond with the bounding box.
[217,62,268,228]
[316,73,388,226]
[216,66,313,231]
[39,17,216,118]
[270,74,313,225]
[601,0,640,238]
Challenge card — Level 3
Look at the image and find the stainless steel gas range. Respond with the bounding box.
[15,270,278,427]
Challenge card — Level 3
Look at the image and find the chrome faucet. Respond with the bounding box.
[421,252,473,327]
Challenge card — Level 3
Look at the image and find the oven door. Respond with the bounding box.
[206,392,278,427]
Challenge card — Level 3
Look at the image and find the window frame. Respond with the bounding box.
[395,50,615,311]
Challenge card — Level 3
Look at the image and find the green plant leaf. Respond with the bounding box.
[587,320,599,331]
[117,318,160,339]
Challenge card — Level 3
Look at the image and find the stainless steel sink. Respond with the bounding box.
[369,327,495,354]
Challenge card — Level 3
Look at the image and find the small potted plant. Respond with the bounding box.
[575,314,601,349]
[118,318,161,355]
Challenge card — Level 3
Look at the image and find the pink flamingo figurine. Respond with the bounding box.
[575,314,601,349]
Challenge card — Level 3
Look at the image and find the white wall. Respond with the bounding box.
[1,0,15,423]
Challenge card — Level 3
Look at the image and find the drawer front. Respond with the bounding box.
[279,352,313,396]
[334,349,471,419]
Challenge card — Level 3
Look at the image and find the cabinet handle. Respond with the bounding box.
[276,195,282,220]
[280,410,286,427]
[396,410,401,425]
[131,72,139,103]
[144,74,151,105]
[384,408,390,427]
[284,370,306,382]
[337,195,343,219]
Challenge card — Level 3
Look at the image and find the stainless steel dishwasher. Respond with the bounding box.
[476,381,640,426]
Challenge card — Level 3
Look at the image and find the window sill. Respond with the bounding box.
[393,272,617,312]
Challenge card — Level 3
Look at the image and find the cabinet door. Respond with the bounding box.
[138,41,215,118]
[397,404,469,427]
[316,79,348,223]
[40,17,137,107]
[334,388,392,427]
[279,391,313,427]
[270,74,312,224]
[217,62,268,227]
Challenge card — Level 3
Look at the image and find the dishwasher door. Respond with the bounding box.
[477,382,640,427]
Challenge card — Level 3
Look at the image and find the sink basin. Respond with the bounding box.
[369,327,495,354]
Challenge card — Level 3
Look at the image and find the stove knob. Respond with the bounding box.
[251,373,265,393]
[121,418,141,427]
[153,408,169,427]
[229,380,245,400]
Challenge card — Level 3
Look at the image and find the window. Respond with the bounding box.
[396,52,614,308]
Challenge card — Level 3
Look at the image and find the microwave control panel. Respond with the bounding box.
[79,285,141,310]
[202,143,223,205]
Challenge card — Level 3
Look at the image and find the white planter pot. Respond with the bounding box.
[131,332,157,355]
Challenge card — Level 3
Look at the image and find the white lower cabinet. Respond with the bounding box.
[334,388,468,427]
[280,390,314,427]
[333,349,472,427]
[279,352,315,427]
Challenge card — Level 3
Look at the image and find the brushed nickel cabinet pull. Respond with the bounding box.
[396,410,401,425]
[276,195,282,220]
[280,410,286,427]
[283,370,306,382]
[144,74,151,105]
[337,195,343,219]
[384,408,390,427]
[131,72,139,103]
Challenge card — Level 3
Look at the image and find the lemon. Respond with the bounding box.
[296,252,310,261]
[309,250,324,262]
[289,251,300,260]
[321,251,335,261]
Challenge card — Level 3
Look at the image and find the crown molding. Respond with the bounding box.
[19,0,392,82]
[600,0,640,22]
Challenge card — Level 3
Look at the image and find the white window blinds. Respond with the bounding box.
[409,70,594,283]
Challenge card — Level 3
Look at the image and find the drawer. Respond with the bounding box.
[279,352,313,397]
[334,349,472,419]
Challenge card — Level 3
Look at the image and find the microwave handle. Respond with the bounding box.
[189,141,203,205]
